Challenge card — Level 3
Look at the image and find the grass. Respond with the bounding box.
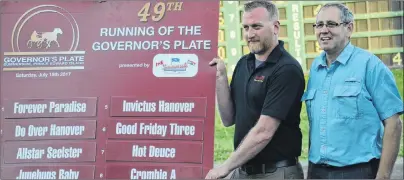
[213,69,404,163]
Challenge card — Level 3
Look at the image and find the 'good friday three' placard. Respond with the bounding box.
[0,1,219,179]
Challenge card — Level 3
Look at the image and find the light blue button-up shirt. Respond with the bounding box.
[302,42,403,167]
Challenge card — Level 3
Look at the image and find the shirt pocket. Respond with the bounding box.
[301,89,316,121]
[333,84,361,119]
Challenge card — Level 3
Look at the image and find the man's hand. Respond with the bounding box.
[209,57,227,78]
[205,165,231,179]
[210,57,235,127]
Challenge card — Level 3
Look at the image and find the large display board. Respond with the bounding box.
[0,0,219,179]
[219,0,403,74]
[302,0,403,70]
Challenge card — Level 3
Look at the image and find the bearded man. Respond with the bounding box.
[205,1,305,179]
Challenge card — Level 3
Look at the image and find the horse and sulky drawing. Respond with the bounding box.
[27,28,63,49]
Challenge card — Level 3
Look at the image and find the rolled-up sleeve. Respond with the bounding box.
[366,57,403,120]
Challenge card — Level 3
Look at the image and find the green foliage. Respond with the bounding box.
[214,69,404,163]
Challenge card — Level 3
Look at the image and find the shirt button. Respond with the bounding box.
[321,128,325,132]
[321,108,326,113]
[323,90,328,94]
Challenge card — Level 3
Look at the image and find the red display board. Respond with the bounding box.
[0,0,219,179]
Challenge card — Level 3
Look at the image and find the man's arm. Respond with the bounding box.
[216,75,235,127]
[376,114,402,179]
[220,115,280,171]
[219,64,305,173]
[365,58,404,179]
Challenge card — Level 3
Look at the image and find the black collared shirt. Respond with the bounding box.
[230,40,305,165]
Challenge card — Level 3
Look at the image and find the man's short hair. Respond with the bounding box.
[318,3,354,23]
[244,0,279,21]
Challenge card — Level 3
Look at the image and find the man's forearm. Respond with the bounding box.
[221,126,272,172]
[221,116,280,172]
[216,76,234,127]
[377,115,402,179]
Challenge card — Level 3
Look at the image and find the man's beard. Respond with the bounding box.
[248,39,270,55]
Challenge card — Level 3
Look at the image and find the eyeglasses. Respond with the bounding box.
[313,22,350,29]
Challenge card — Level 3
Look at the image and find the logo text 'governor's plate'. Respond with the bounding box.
[3,5,85,72]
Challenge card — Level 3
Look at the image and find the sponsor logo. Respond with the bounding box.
[2,5,85,71]
[254,75,265,82]
[153,54,198,77]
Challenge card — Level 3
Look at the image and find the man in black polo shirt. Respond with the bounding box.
[205,1,305,179]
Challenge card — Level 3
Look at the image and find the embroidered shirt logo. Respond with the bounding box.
[254,75,265,82]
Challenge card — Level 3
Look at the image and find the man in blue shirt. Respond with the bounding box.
[302,2,403,179]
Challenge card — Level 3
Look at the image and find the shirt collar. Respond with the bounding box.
[313,42,355,71]
[246,40,284,64]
